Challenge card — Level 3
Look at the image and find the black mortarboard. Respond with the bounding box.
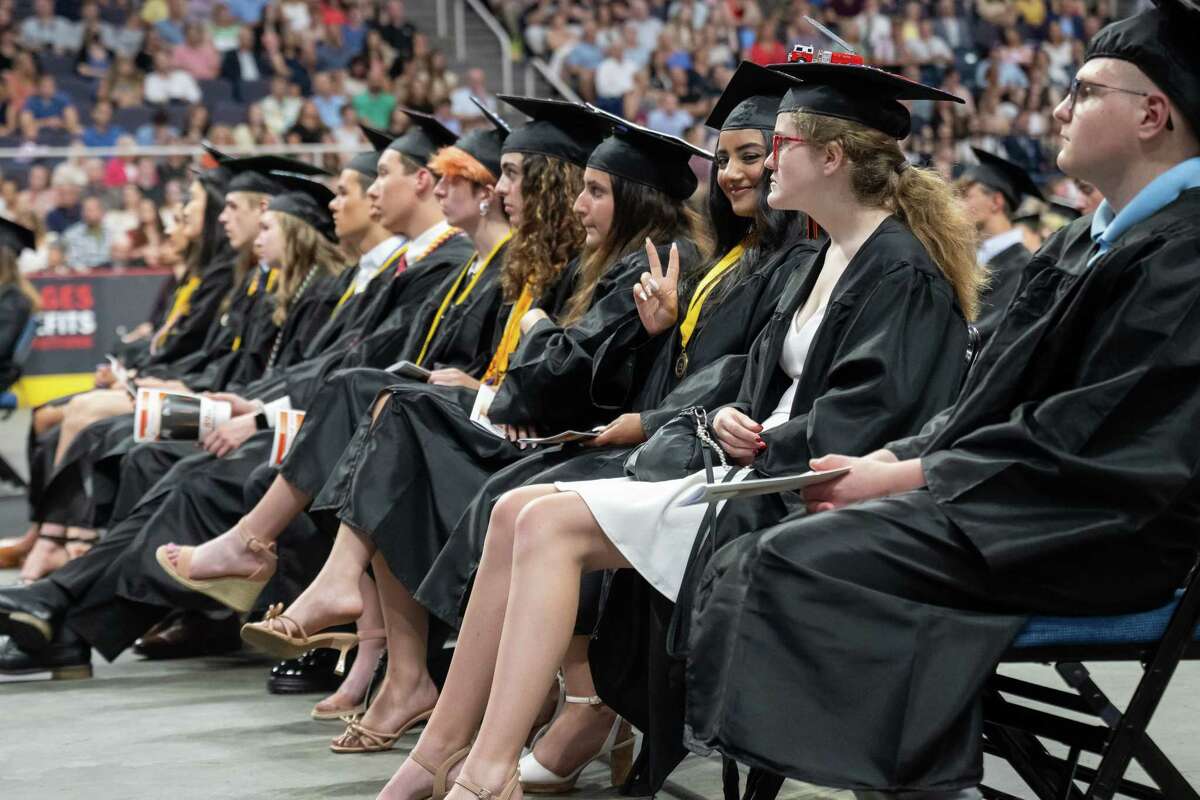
[224,154,327,196]
[498,95,608,168]
[705,60,793,132]
[387,108,458,166]
[0,217,36,254]
[586,107,713,200]
[1084,1,1200,136]
[267,173,338,243]
[451,96,510,178]
[201,142,231,164]
[191,142,232,192]
[962,147,1044,212]
[769,62,965,139]
[361,124,396,153]
[345,151,380,181]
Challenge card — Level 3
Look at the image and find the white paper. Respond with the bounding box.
[678,467,852,506]
[469,385,505,438]
[260,395,293,426]
[517,428,604,445]
[134,388,232,442]
[269,409,306,466]
[385,359,432,381]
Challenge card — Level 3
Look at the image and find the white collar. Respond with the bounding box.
[976,226,1025,266]
[354,234,406,293]
[405,219,455,263]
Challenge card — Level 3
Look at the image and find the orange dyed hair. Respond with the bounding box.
[428,146,497,186]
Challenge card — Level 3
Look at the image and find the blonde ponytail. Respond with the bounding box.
[790,112,985,320]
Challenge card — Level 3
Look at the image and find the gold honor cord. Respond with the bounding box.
[481,283,535,386]
[674,242,745,377]
[415,231,513,368]
[234,269,279,351]
[153,275,202,350]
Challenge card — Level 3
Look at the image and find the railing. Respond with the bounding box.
[0,142,363,161]
[524,59,582,103]
[454,0,514,97]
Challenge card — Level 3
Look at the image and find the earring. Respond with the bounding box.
[479,200,490,217]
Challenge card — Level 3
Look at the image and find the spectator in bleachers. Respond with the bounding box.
[448,68,496,130]
[310,71,345,129]
[645,90,693,138]
[208,4,242,52]
[0,80,16,135]
[62,194,114,269]
[376,0,415,64]
[103,135,140,186]
[155,0,189,45]
[126,196,166,265]
[182,103,211,141]
[21,75,79,134]
[144,50,202,105]
[19,0,76,54]
[82,99,126,147]
[219,25,271,101]
[284,100,327,144]
[594,41,637,116]
[104,54,144,107]
[351,66,395,129]
[260,73,301,135]
[77,30,114,82]
[104,183,143,240]
[233,102,278,146]
[17,165,55,220]
[102,12,146,59]
[172,21,220,80]
[226,0,269,25]
[45,181,83,235]
[315,22,359,71]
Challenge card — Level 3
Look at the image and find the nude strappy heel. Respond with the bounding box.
[155,528,277,613]
[454,769,520,800]
[240,603,359,674]
[311,629,387,720]
[409,745,472,800]
[519,693,637,793]
[329,701,435,753]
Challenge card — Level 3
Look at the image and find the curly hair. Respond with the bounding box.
[790,111,985,320]
[500,153,586,303]
[271,212,351,325]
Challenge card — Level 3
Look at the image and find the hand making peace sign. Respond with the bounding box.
[633,238,680,337]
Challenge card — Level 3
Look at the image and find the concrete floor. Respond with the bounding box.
[1,412,1198,800]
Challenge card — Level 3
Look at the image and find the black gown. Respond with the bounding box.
[130,254,235,372]
[974,239,1031,343]
[414,239,820,629]
[586,216,973,795]
[0,284,33,392]
[687,190,1200,792]
[311,241,704,597]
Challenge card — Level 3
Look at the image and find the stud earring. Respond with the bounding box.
[479,200,490,216]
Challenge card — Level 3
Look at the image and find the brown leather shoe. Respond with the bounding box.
[132,610,243,660]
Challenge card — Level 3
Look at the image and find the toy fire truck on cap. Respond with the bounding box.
[788,16,866,65]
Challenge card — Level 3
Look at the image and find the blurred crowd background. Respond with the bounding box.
[0,0,1139,273]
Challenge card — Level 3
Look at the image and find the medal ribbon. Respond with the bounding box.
[678,243,744,349]
[415,231,511,367]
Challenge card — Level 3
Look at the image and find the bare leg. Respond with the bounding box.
[33,404,64,435]
[314,572,387,716]
[448,492,630,797]
[263,522,376,634]
[19,522,68,582]
[0,523,40,567]
[65,525,99,559]
[333,555,439,747]
[529,637,619,775]
[377,484,558,800]
[52,391,133,465]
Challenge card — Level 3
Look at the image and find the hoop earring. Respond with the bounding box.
[479,200,490,217]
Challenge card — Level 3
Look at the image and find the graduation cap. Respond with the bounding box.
[201,142,231,165]
[383,108,459,166]
[451,96,510,178]
[345,151,381,181]
[1084,0,1200,136]
[360,123,397,154]
[705,60,794,132]
[768,62,965,139]
[224,154,327,196]
[962,147,1044,212]
[586,107,714,200]
[0,216,36,254]
[267,173,338,243]
[498,94,609,168]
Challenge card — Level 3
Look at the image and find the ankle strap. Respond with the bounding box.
[454,770,518,800]
[565,694,602,705]
[355,627,386,641]
[410,745,471,800]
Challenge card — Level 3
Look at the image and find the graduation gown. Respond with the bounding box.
[131,254,236,372]
[0,285,33,392]
[686,191,1200,791]
[974,240,1031,343]
[588,217,972,795]
[414,239,820,629]
[312,241,704,595]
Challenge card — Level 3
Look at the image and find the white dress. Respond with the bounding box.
[556,308,825,601]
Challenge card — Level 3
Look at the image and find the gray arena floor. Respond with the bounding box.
[1,411,1197,800]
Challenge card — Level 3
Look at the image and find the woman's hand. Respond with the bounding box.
[633,239,680,337]
[94,363,115,388]
[201,414,258,458]
[712,407,764,466]
[520,307,549,334]
[586,413,646,447]
[500,424,539,450]
[202,392,259,417]
[801,453,925,513]
[428,368,481,390]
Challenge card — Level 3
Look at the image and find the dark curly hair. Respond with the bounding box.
[499,153,586,303]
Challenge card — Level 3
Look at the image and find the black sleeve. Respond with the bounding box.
[139,265,234,369]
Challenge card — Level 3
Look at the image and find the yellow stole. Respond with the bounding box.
[481,283,535,386]
[415,231,512,367]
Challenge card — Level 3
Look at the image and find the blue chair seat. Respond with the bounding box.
[0,392,16,410]
[1012,591,1198,649]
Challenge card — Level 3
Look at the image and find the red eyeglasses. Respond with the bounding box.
[771,133,807,164]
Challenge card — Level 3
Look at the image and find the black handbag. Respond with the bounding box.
[624,406,727,482]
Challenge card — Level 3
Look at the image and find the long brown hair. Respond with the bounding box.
[790,111,984,320]
[559,173,705,326]
[271,213,350,325]
[500,153,586,303]
[0,247,39,311]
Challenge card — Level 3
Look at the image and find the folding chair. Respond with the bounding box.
[982,553,1200,800]
[0,316,40,489]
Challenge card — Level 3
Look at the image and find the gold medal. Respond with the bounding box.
[674,351,689,378]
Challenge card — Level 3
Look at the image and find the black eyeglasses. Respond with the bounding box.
[1067,78,1174,130]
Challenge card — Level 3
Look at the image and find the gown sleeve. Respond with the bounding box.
[138,262,234,369]
[756,264,969,476]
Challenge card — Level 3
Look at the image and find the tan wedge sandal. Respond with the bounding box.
[329,703,435,753]
[409,745,472,800]
[240,603,359,673]
[155,528,277,613]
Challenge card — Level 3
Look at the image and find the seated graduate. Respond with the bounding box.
[0,218,39,395]
[410,60,819,791]
[365,63,982,800]
[0,177,351,678]
[686,5,1200,798]
[957,147,1043,340]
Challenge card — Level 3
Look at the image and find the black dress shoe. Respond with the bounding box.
[267,646,354,694]
[133,610,243,660]
[0,630,91,680]
[0,580,69,652]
